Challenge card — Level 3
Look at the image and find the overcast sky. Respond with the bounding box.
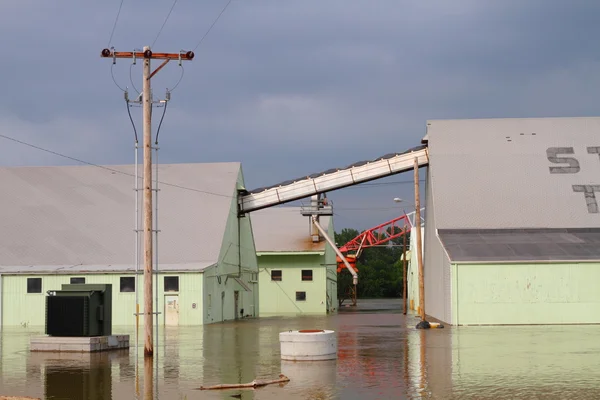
[1,0,599,231]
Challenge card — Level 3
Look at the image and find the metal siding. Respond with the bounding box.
[456,262,600,325]
[427,117,600,229]
[251,207,330,253]
[424,167,452,324]
[439,228,600,262]
[218,168,260,277]
[1,273,205,327]
[258,254,328,316]
[325,216,338,312]
[203,266,254,324]
[0,162,240,268]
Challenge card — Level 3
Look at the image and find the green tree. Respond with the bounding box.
[334,225,411,303]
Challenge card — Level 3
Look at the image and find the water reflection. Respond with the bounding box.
[280,360,337,399]
[38,351,124,400]
[1,300,600,399]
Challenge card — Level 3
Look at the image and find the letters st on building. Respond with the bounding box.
[547,146,600,213]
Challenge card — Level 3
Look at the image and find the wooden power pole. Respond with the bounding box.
[101,47,194,357]
[413,157,425,321]
[402,225,407,315]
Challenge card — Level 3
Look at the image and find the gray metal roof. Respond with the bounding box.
[438,228,600,263]
[0,162,240,273]
[0,263,215,275]
[251,207,330,253]
[425,117,600,229]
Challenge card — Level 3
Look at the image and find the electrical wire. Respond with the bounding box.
[126,100,139,143]
[154,101,168,144]
[107,0,125,47]
[152,0,179,48]
[193,0,233,51]
[0,133,233,199]
[111,63,126,92]
[169,65,185,92]
[129,63,140,95]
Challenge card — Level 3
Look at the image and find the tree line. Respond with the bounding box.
[334,227,411,305]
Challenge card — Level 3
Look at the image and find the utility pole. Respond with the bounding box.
[141,45,153,358]
[101,47,194,357]
[413,157,425,321]
[402,225,407,315]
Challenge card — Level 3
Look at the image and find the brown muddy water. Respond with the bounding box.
[1,299,599,399]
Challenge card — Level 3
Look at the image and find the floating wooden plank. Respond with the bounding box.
[196,374,290,390]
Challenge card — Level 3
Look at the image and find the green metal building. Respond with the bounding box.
[422,117,600,325]
[251,207,337,316]
[0,162,258,328]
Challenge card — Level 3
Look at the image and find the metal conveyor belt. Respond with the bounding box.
[239,144,428,213]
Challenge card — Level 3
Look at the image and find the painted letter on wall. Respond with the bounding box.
[547,147,580,173]
[572,185,600,213]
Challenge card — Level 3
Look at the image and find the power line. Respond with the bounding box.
[152,0,179,48]
[126,100,138,143]
[193,0,233,51]
[0,133,233,199]
[107,0,125,47]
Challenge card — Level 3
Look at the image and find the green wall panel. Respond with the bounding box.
[1,273,204,328]
[258,254,328,316]
[455,263,600,325]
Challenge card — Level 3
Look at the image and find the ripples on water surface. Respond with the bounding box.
[1,299,599,399]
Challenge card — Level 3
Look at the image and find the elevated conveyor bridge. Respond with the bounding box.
[238,144,428,214]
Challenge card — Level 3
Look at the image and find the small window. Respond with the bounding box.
[120,277,135,292]
[271,270,282,281]
[164,276,179,292]
[301,270,313,281]
[208,294,212,308]
[296,291,306,301]
[27,278,42,293]
[70,277,85,284]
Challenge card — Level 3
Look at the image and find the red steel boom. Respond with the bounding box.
[336,214,411,273]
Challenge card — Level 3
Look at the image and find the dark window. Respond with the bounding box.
[301,270,313,281]
[271,270,282,281]
[164,276,179,292]
[120,277,135,292]
[70,277,85,284]
[296,291,306,301]
[27,278,42,293]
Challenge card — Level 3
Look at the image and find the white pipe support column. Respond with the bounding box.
[311,216,358,285]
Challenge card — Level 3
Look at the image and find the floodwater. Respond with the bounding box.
[1,299,600,399]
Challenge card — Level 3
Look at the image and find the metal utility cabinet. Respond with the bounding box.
[45,284,112,337]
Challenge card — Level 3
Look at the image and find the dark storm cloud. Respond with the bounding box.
[1,0,600,229]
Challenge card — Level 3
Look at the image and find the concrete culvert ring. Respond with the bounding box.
[279,330,337,361]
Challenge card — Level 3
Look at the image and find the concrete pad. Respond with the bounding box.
[30,335,130,353]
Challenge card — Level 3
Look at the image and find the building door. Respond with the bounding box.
[234,291,240,320]
[165,295,179,326]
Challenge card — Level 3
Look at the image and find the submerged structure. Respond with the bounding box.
[251,206,337,316]
[0,162,258,327]
[422,116,600,325]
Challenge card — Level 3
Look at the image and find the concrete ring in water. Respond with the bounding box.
[279,329,337,361]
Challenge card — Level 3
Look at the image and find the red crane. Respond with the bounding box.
[336,214,411,305]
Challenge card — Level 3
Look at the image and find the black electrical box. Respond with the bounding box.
[45,284,112,337]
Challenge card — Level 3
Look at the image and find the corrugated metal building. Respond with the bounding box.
[251,207,337,315]
[422,116,600,325]
[0,162,258,327]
